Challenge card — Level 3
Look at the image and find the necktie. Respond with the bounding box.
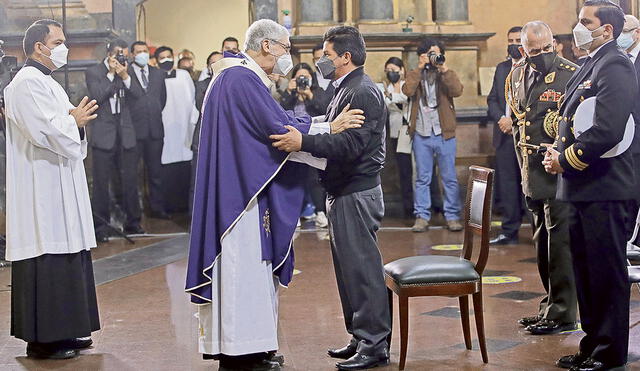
[141,68,148,90]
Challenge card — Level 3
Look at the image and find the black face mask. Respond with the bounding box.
[507,44,522,60]
[527,51,557,76]
[386,71,401,83]
[316,55,338,80]
[159,60,174,71]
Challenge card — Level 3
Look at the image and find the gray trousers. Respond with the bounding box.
[527,197,577,323]
[327,185,390,356]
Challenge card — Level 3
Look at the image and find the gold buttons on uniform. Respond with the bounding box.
[561,137,566,142]
[526,121,531,126]
[547,109,551,113]
[528,150,533,155]
[526,136,530,140]
[578,149,583,156]
[526,107,531,112]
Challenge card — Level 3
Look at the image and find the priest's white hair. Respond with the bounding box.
[244,19,289,52]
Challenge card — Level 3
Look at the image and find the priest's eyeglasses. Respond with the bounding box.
[268,39,292,54]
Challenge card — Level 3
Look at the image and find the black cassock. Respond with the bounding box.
[11,250,100,343]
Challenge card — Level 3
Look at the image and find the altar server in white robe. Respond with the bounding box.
[155,45,199,212]
[3,19,100,360]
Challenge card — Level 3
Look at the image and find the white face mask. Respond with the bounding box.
[273,53,293,76]
[269,41,293,76]
[42,43,68,69]
[573,23,605,51]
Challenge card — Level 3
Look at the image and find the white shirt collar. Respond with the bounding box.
[588,39,614,58]
[103,58,110,70]
[629,41,640,61]
[332,69,354,89]
[132,62,148,73]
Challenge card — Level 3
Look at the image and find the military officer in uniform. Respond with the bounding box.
[506,21,578,336]
[544,1,636,369]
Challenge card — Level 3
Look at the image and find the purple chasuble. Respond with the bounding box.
[186,53,311,304]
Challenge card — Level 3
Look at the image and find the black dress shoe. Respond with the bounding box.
[336,352,389,370]
[150,211,171,220]
[26,342,78,359]
[124,225,146,235]
[328,344,357,359]
[57,337,93,350]
[490,234,519,245]
[267,352,285,366]
[219,358,281,371]
[526,319,577,335]
[569,358,606,371]
[557,352,589,369]
[518,315,541,327]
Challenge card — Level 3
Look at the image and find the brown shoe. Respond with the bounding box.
[447,219,463,232]
[411,218,429,232]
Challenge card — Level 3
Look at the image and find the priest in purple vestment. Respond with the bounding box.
[185,19,364,371]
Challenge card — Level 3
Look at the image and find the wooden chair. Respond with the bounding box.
[384,165,494,369]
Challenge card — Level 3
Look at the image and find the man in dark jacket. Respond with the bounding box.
[545,1,637,369]
[487,26,527,245]
[85,39,143,241]
[270,26,390,371]
[509,21,578,336]
[127,41,168,219]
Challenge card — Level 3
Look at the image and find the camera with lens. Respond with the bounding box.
[115,50,127,66]
[425,51,446,71]
[296,75,310,90]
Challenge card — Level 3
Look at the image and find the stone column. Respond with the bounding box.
[300,0,333,23]
[359,0,393,20]
[433,0,468,22]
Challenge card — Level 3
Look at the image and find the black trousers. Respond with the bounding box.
[136,138,165,214]
[327,186,390,356]
[494,140,525,238]
[624,152,640,239]
[92,143,140,232]
[396,153,414,217]
[308,168,327,213]
[526,198,576,323]
[568,201,630,366]
[161,161,191,213]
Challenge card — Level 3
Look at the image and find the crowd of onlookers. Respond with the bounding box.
[84,36,240,242]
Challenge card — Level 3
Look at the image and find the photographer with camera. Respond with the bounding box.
[403,38,464,233]
[85,39,144,242]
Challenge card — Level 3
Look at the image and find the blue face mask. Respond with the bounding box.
[617,31,635,50]
[134,52,149,67]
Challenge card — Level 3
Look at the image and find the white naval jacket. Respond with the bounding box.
[4,64,96,261]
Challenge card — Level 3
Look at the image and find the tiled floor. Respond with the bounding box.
[0,218,639,370]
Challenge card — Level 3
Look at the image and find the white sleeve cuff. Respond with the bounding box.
[123,76,131,89]
[309,122,330,135]
[107,72,115,82]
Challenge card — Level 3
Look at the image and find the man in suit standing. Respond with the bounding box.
[544,1,636,369]
[618,14,640,238]
[85,39,143,242]
[508,21,578,335]
[127,41,168,219]
[270,26,390,370]
[487,26,527,245]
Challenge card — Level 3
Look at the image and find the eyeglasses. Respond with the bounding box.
[268,39,292,53]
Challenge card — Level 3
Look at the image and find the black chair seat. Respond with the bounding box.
[384,256,480,286]
[627,249,640,261]
[629,266,640,284]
